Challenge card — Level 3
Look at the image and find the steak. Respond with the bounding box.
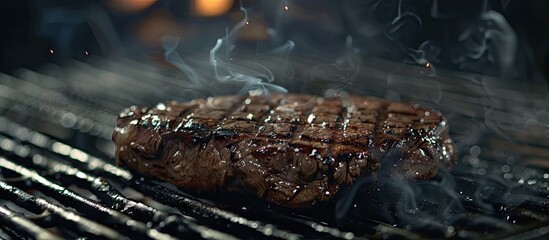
[113,94,457,207]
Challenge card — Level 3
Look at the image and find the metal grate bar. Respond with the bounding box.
[0,181,124,239]
[0,205,61,240]
[0,157,177,240]
[0,119,301,239]
[0,134,236,240]
[0,115,360,239]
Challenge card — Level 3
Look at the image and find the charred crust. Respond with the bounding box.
[213,128,238,138]
[113,94,457,208]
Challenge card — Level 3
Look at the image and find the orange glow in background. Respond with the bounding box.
[134,10,181,47]
[105,0,157,13]
[192,0,234,17]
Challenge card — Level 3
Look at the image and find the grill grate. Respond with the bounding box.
[0,117,354,239]
[0,57,548,239]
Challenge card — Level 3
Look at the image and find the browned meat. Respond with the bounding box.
[112,94,457,207]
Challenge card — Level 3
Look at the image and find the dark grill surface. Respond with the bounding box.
[0,57,548,239]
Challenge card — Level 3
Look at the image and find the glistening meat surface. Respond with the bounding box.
[112,94,457,207]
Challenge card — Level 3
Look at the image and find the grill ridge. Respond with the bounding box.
[0,181,123,239]
[0,157,178,240]
[0,205,61,240]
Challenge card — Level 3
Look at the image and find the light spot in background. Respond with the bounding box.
[49,49,55,55]
[192,0,234,17]
[84,50,89,56]
[135,10,181,47]
[105,0,156,13]
[469,145,481,157]
[238,14,270,41]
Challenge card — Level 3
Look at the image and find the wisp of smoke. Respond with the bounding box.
[162,35,205,86]
[162,3,289,97]
[305,35,361,95]
[208,4,288,96]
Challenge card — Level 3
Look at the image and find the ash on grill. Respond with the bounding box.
[0,59,548,239]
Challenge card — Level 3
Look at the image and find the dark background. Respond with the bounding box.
[1,0,548,84]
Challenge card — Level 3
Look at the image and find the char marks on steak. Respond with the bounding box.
[113,94,457,207]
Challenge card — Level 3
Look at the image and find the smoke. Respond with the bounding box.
[162,4,288,97]
[268,40,296,80]
[304,35,361,95]
[33,0,546,144]
[335,166,549,238]
[385,0,432,68]
[14,2,549,238]
[451,10,518,80]
[209,38,287,96]
[162,36,204,86]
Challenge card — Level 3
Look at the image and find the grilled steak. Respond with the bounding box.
[113,94,457,207]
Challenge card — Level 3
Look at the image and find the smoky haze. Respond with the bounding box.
[0,1,548,238]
